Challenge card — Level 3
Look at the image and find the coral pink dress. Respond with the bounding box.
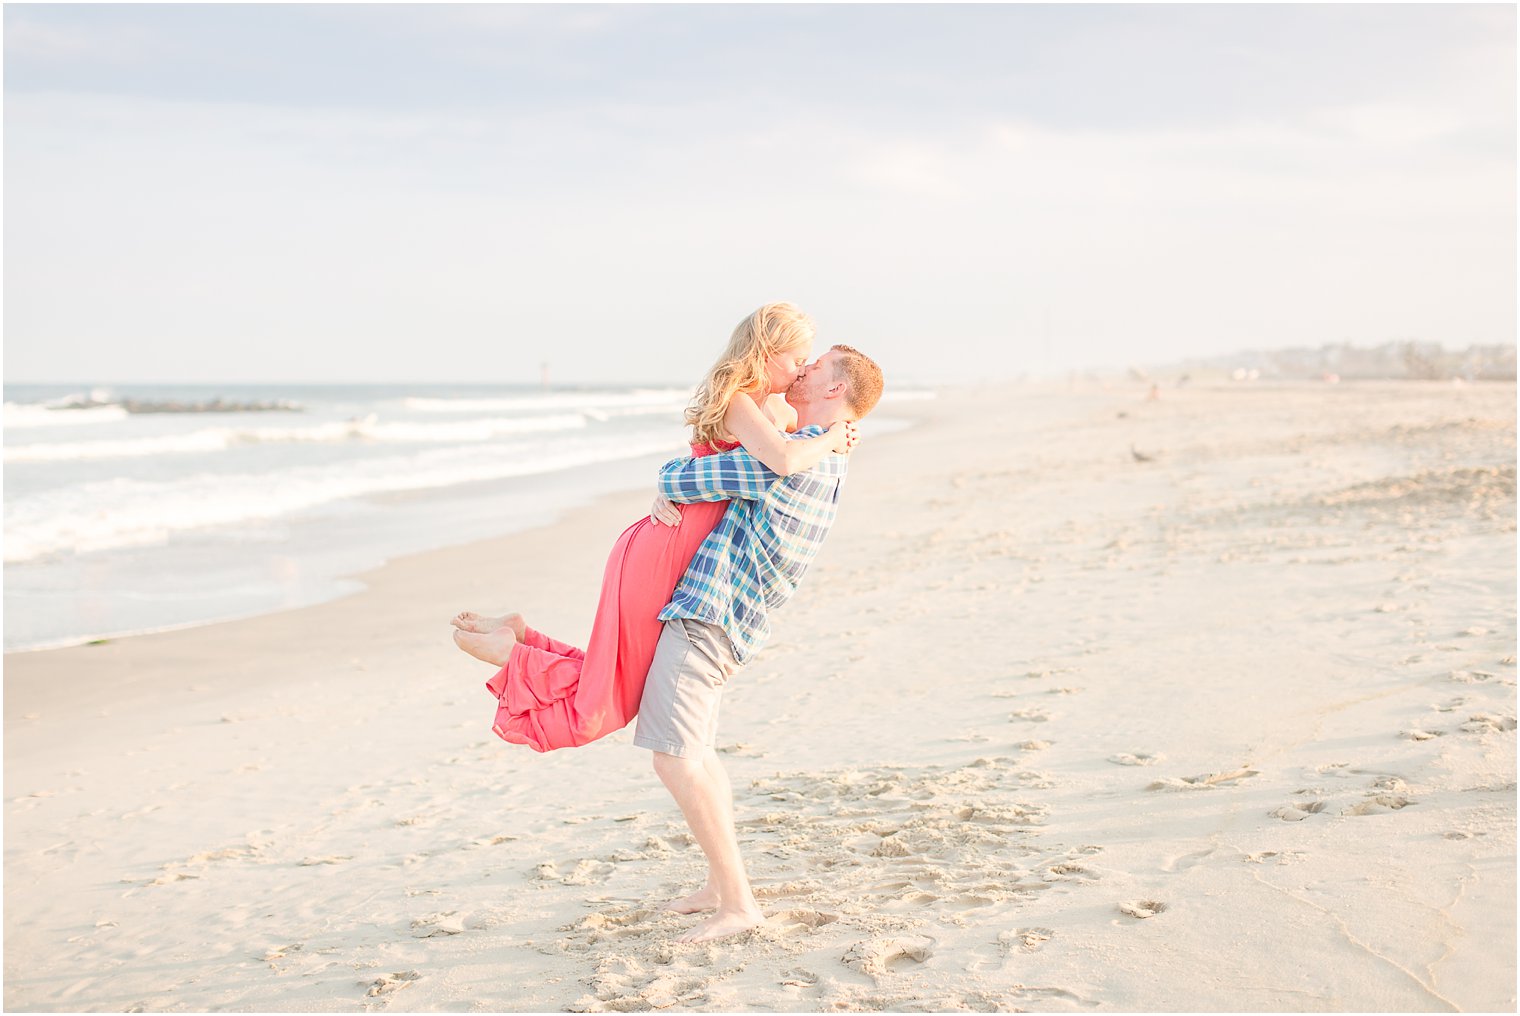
[484,440,738,751]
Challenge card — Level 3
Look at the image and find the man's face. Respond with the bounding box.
[786,350,841,407]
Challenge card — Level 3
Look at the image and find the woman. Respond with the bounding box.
[451,303,856,750]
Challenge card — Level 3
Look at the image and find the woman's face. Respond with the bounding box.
[764,345,812,394]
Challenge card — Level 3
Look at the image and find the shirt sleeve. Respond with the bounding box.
[658,446,780,503]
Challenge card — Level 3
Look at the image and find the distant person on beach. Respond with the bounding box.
[452,333,885,944]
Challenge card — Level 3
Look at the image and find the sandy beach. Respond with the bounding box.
[4,379,1515,1013]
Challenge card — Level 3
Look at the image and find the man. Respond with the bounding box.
[632,344,884,943]
[453,344,885,942]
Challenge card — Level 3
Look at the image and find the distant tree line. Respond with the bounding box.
[1156,340,1516,382]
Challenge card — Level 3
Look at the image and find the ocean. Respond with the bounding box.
[3,382,922,651]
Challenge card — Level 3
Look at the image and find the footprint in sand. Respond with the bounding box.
[765,908,840,935]
[1009,708,1051,723]
[1043,862,1094,881]
[950,891,1002,911]
[1147,768,1258,791]
[753,878,825,901]
[185,845,261,866]
[121,804,163,820]
[1343,795,1413,816]
[1108,752,1162,766]
[565,907,661,945]
[1008,985,1102,1009]
[1448,670,1494,684]
[469,834,519,848]
[410,912,466,937]
[1400,728,1445,740]
[364,970,421,997]
[1271,801,1327,821]
[952,803,1043,825]
[842,935,936,978]
[999,927,1054,953]
[560,859,617,885]
[1117,900,1167,919]
[1162,848,1214,872]
[779,967,821,995]
[262,943,304,968]
[1460,713,1517,734]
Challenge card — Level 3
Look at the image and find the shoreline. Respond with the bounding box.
[2,402,927,655]
[4,380,1514,1012]
[2,396,943,714]
[0,452,674,656]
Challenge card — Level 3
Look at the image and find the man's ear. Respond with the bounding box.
[824,380,847,400]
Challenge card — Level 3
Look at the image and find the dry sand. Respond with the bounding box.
[4,380,1515,1013]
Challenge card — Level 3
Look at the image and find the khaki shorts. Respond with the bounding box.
[633,617,742,759]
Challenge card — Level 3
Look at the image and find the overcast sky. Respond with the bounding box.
[4,3,1515,385]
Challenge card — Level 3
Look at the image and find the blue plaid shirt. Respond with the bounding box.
[656,425,847,664]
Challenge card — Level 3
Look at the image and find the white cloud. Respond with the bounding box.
[3,7,1513,383]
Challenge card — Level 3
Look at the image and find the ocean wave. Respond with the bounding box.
[3,403,130,428]
[4,413,591,463]
[402,389,690,414]
[3,436,682,562]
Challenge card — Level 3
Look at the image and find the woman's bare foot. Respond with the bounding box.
[664,886,720,915]
[452,626,519,666]
[451,611,527,638]
[676,905,764,944]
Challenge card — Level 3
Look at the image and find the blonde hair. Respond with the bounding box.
[687,303,815,447]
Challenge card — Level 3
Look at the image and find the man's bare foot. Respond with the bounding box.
[675,905,764,944]
[663,886,720,915]
[452,626,518,666]
[451,611,527,639]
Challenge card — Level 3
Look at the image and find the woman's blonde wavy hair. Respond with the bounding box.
[686,303,815,447]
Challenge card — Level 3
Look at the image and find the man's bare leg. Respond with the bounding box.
[650,751,763,942]
[451,611,527,638]
[452,626,518,666]
[664,747,735,914]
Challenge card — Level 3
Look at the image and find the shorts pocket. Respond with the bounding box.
[674,620,738,685]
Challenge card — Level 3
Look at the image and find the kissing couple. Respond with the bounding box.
[453,303,884,942]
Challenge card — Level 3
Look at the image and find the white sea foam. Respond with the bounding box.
[3,436,681,562]
[3,403,130,428]
[402,389,690,414]
[3,413,593,463]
